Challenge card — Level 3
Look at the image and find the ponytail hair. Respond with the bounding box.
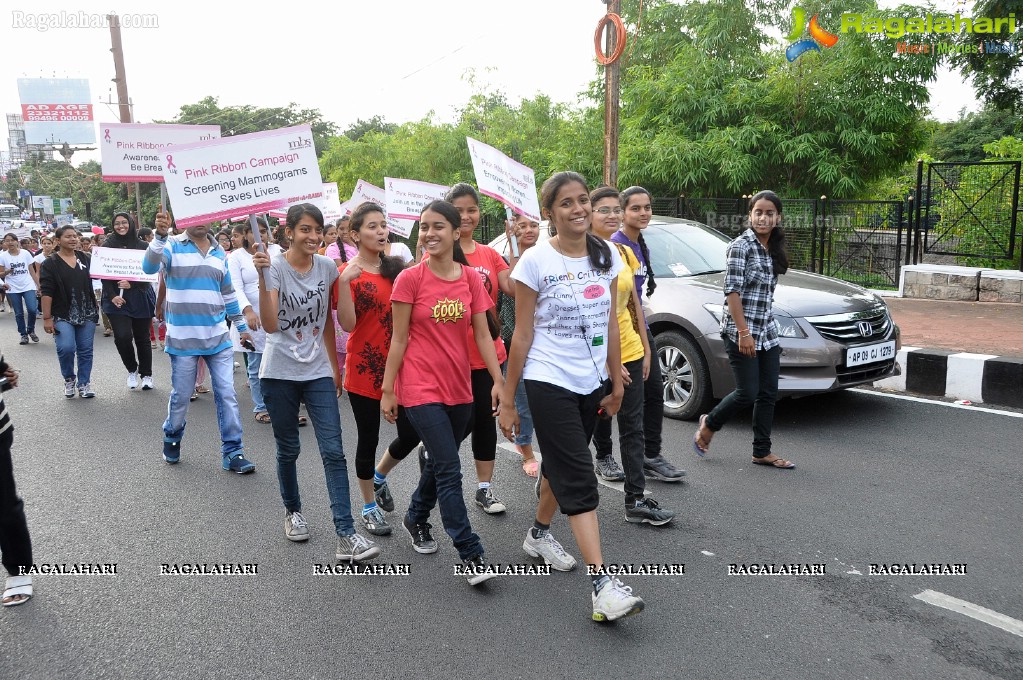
[747,190,789,276]
[422,200,499,340]
[585,233,613,272]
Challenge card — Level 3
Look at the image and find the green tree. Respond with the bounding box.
[949,0,1023,111]
[924,105,1020,161]
[158,96,339,158]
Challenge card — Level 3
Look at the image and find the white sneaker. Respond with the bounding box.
[127,372,139,389]
[141,375,154,390]
[285,511,309,542]
[63,378,76,398]
[523,529,577,571]
[591,578,644,622]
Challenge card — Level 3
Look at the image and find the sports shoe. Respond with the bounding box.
[595,456,626,482]
[335,532,381,563]
[361,506,392,536]
[474,487,506,514]
[461,553,498,586]
[64,378,76,398]
[223,453,255,474]
[625,497,675,526]
[592,578,644,622]
[163,439,181,464]
[78,383,95,398]
[29,333,39,343]
[19,335,28,345]
[127,372,139,390]
[523,529,577,572]
[141,376,154,391]
[643,455,686,482]
[285,511,309,542]
[402,515,438,554]
[374,479,394,512]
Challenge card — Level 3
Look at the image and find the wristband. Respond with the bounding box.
[738,330,752,338]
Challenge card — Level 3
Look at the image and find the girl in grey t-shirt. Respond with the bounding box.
[253,203,381,564]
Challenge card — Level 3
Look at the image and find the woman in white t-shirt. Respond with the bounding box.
[0,233,41,344]
[32,235,53,267]
[499,171,643,623]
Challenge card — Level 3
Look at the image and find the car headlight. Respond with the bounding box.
[776,316,807,339]
[703,304,724,323]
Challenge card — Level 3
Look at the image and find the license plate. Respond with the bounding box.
[846,340,896,368]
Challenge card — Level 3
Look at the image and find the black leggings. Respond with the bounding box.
[109,314,153,377]
[461,368,497,462]
[349,391,417,480]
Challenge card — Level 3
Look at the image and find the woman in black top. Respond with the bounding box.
[102,212,157,391]
[40,226,100,398]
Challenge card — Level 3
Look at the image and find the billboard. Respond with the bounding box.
[17,78,95,145]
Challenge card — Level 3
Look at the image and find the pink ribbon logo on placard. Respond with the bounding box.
[165,155,177,174]
[104,128,111,143]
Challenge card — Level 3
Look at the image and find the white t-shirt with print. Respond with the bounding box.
[511,239,624,395]
[0,250,36,293]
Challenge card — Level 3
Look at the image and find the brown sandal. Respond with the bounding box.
[254,412,271,424]
[752,455,795,469]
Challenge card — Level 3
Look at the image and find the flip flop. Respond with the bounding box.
[522,458,539,478]
[752,456,796,469]
[3,575,32,607]
[297,415,308,427]
[254,412,271,424]
[693,414,710,457]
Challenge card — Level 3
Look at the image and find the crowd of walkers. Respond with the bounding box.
[0,178,793,622]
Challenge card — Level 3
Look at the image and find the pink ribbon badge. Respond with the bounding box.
[104,128,111,143]
[165,155,177,173]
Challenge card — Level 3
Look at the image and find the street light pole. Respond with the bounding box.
[603,0,621,188]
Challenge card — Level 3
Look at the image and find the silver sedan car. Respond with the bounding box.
[490,216,901,420]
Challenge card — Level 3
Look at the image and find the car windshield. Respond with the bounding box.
[644,221,729,277]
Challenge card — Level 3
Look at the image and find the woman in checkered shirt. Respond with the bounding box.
[693,191,796,469]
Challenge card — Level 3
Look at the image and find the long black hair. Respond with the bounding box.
[421,200,499,340]
[747,190,789,276]
[539,172,612,272]
[620,186,657,296]
[335,216,350,263]
[349,202,403,283]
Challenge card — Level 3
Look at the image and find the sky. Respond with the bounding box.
[0,0,987,169]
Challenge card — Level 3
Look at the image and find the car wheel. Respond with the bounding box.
[656,330,712,421]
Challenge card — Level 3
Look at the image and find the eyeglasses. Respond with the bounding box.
[593,207,623,216]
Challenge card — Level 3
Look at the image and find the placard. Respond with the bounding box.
[466,137,541,222]
[101,123,221,182]
[385,177,449,236]
[350,179,406,236]
[89,246,160,283]
[321,183,343,222]
[161,125,323,228]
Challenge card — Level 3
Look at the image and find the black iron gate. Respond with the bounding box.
[914,160,1021,267]
[823,200,905,288]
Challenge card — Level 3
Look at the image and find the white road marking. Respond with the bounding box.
[850,389,1023,418]
[914,590,1023,638]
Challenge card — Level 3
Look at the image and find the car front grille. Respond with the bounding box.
[835,360,897,385]
[806,307,893,344]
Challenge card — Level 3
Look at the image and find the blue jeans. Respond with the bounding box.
[163,347,244,456]
[244,352,265,413]
[502,364,534,446]
[261,377,354,537]
[53,320,96,386]
[7,291,37,336]
[706,340,781,456]
[405,402,482,561]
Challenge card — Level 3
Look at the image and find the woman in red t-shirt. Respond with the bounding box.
[336,203,411,539]
[439,183,516,514]
[380,200,504,585]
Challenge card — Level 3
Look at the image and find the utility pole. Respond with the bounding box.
[603,0,622,188]
[108,13,142,221]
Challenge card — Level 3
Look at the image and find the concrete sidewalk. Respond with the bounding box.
[876,298,1022,408]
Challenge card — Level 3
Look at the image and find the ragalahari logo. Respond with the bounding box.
[785,6,839,61]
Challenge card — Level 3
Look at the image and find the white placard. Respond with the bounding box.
[89,246,160,283]
[161,125,323,228]
[350,179,407,237]
[100,123,221,183]
[466,137,541,222]
[321,183,343,222]
[385,177,449,236]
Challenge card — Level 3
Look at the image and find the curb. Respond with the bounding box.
[876,347,1023,408]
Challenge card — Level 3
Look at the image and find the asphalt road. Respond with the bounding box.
[0,326,1020,680]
